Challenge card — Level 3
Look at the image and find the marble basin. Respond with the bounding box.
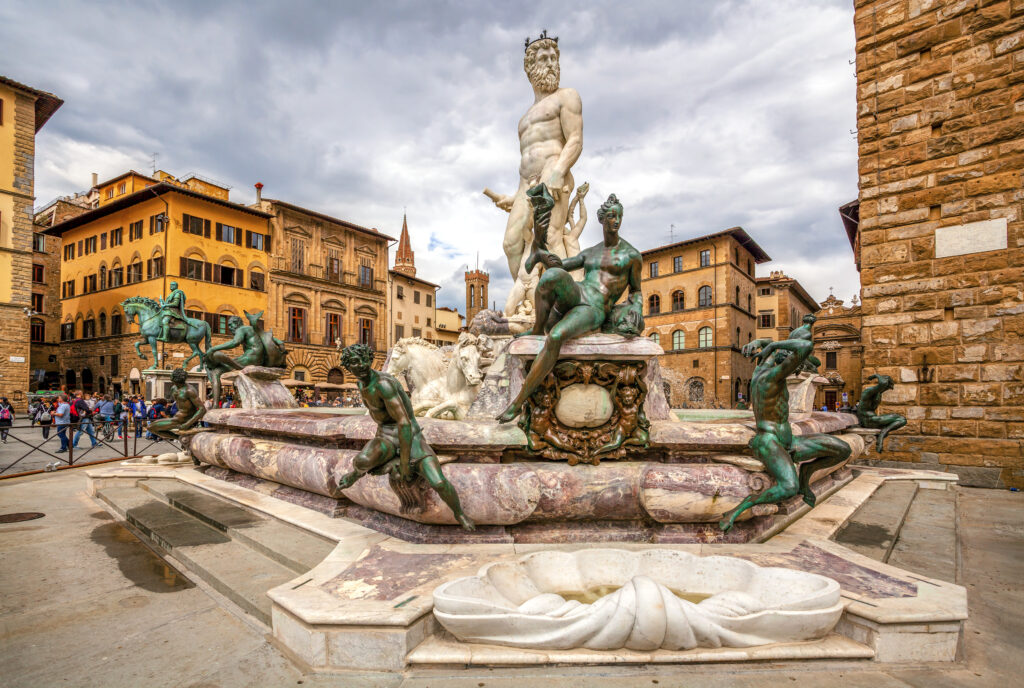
[433,549,843,650]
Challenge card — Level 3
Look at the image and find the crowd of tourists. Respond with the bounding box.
[292,390,363,408]
[22,392,187,452]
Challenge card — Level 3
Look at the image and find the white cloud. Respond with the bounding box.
[4,0,861,312]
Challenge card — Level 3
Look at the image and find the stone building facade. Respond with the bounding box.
[256,197,392,378]
[30,198,91,391]
[854,0,1024,487]
[0,76,61,408]
[754,271,820,343]
[434,306,464,345]
[641,228,771,407]
[813,293,866,411]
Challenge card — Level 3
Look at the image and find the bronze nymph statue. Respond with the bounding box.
[496,184,644,423]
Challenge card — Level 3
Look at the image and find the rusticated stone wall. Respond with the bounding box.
[854,0,1024,487]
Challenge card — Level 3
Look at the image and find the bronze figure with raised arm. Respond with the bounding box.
[719,338,851,532]
[496,185,643,424]
[856,374,907,452]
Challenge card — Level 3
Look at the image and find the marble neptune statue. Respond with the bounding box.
[483,31,583,312]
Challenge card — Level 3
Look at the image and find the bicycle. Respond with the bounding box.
[98,416,117,442]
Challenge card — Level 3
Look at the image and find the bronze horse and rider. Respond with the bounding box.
[121,285,287,394]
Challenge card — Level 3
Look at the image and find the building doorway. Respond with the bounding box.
[65,370,76,391]
[81,368,94,394]
[824,390,838,411]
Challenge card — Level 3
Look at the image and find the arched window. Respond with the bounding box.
[698,285,712,308]
[736,326,740,345]
[99,313,107,336]
[648,294,661,315]
[672,290,684,311]
[649,332,660,344]
[747,294,752,312]
[747,259,752,275]
[735,286,740,305]
[111,312,122,335]
[699,326,713,348]
[470,285,475,308]
[734,248,739,263]
[30,318,44,343]
[672,330,685,350]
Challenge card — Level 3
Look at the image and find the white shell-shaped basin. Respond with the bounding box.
[433,549,844,651]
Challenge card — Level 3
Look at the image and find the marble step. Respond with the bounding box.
[95,485,300,626]
[136,478,335,574]
[407,632,874,665]
[887,487,958,583]
[833,481,919,562]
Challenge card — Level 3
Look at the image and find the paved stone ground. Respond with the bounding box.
[0,422,176,475]
[1,468,1022,687]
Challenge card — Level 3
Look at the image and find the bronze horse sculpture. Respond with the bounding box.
[121,296,211,370]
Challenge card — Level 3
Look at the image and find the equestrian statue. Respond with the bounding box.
[121,282,211,370]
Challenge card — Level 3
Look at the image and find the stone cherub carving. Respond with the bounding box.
[856,374,907,452]
[203,311,288,403]
[496,185,644,424]
[335,344,475,531]
[483,30,583,308]
[719,339,851,533]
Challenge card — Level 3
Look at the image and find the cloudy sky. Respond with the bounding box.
[3,0,860,312]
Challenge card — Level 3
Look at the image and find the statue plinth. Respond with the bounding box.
[142,368,209,402]
[222,366,297,409]
[468,334,671,464]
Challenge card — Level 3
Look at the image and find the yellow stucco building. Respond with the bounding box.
[44,171,271,394]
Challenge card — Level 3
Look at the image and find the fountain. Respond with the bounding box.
[85,30,964,677]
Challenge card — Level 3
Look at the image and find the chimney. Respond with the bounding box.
[254,182,263,203]
[91,172,98,188]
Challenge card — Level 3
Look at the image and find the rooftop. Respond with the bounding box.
[389,269,439,289]
[43,182,272,236]
[262,198,395,243]
[0,75,63,132]
[641,226,772,263]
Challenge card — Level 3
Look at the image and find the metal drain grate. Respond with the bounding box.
[0,512,45,523]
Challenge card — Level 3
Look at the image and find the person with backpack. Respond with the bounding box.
[146,399,165,440]
[34,398,53,440]
[71,392,98,449]
[0,398,13,443]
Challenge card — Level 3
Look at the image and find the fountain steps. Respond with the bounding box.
[95,481,335,627]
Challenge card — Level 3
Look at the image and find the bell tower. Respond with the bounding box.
[393,213,416,277]
[465,268,489,324]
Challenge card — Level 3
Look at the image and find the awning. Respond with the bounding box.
[281,378,314,387]
[315,382,357,390]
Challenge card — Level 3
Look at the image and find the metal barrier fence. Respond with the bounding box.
[0,418,178,478]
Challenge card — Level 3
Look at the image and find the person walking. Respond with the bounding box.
[34,399,53,440]
[0,397,14,443]
[113,397,126,439]
[71,392,98,449]
[132,396,147,438]
[53,394,71,452]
